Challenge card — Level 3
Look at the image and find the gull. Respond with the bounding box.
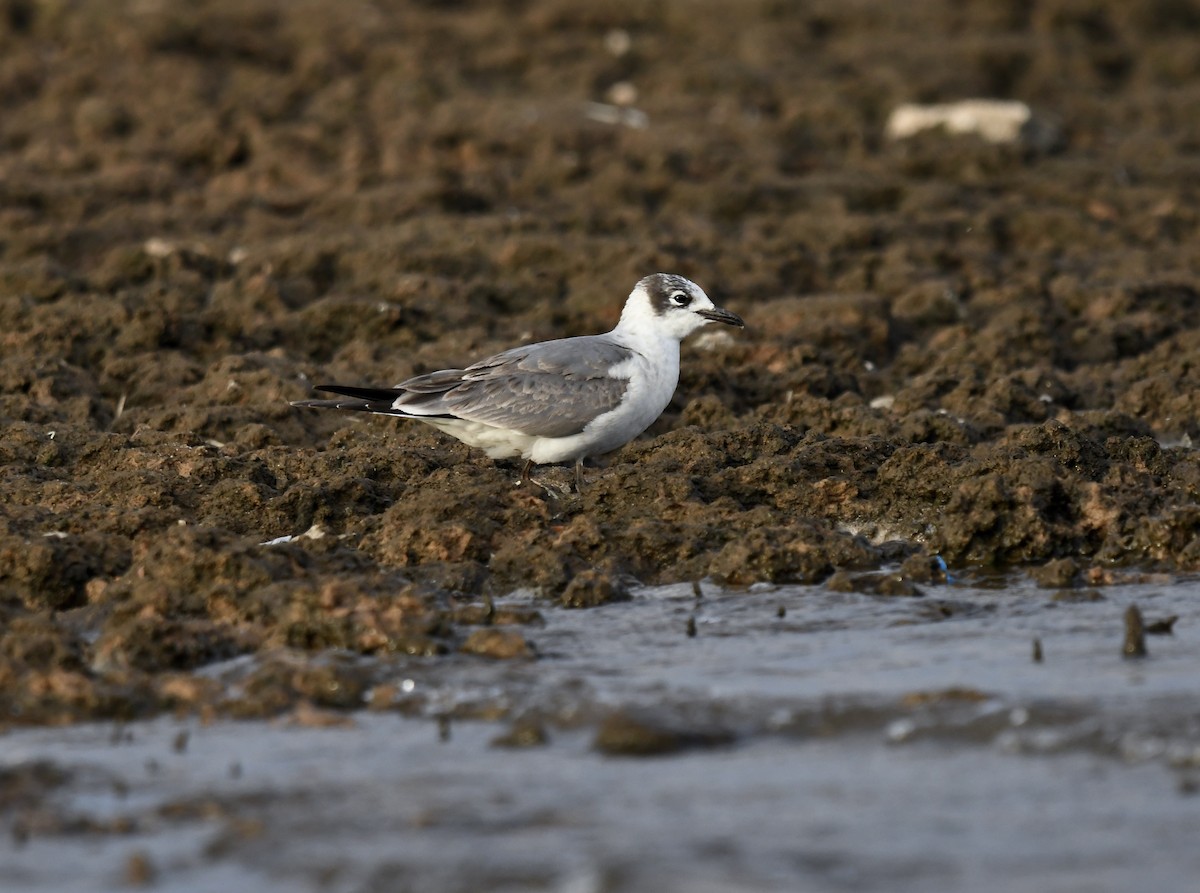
[293,273,744,490]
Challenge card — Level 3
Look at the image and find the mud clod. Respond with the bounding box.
[827,570,922,597]
[491,715,550,749]
[1031,559,1080,589]
[559,569,632,609]
[460,629,536,660]
[593,709,734,757]
[124,851,157,887]
[1052,589,1104,603]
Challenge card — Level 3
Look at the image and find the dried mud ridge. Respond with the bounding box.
[4,0,1200,724]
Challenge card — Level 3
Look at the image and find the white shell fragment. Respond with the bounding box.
[584,101,649,129]
[885,99,1058,148]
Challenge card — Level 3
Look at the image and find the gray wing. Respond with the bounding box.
[394,336,633,438]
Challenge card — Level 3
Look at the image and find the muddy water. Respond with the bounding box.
[4,574,1197,892]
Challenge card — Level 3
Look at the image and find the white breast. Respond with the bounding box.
[527,336,680,464]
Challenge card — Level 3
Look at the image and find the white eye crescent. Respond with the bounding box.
[670,291,691,306]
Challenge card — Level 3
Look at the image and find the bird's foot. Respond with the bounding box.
[514,459,581,499]
[515,459,556,497]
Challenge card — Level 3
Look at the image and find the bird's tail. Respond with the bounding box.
[292,384,405,415]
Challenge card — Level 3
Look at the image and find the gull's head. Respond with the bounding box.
[620,273,745,341]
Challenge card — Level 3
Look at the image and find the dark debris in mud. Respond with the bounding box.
[4,0,1200,724]
[593,708,736,757]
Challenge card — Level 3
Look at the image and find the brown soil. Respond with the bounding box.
[3,0,1200,724]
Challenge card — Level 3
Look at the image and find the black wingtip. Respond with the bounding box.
[293,383,404,414]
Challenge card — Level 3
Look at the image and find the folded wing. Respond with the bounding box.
[395,336,631,438]
[299,336,633,439]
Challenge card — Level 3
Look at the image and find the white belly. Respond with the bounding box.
[529,340,680,464]
[419,418,536,460]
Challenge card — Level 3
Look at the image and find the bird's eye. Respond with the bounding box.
[670,291,691,307]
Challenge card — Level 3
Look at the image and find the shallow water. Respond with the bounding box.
[3,575,1199,892]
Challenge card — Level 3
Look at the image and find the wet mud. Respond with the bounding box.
[3,0,1200,724]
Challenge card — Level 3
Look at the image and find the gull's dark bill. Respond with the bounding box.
[697,307,745,327]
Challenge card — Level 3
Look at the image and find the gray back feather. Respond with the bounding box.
[394,336,633,438]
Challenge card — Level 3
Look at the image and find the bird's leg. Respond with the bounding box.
[516,459,558,497]
[575,457,585,493]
